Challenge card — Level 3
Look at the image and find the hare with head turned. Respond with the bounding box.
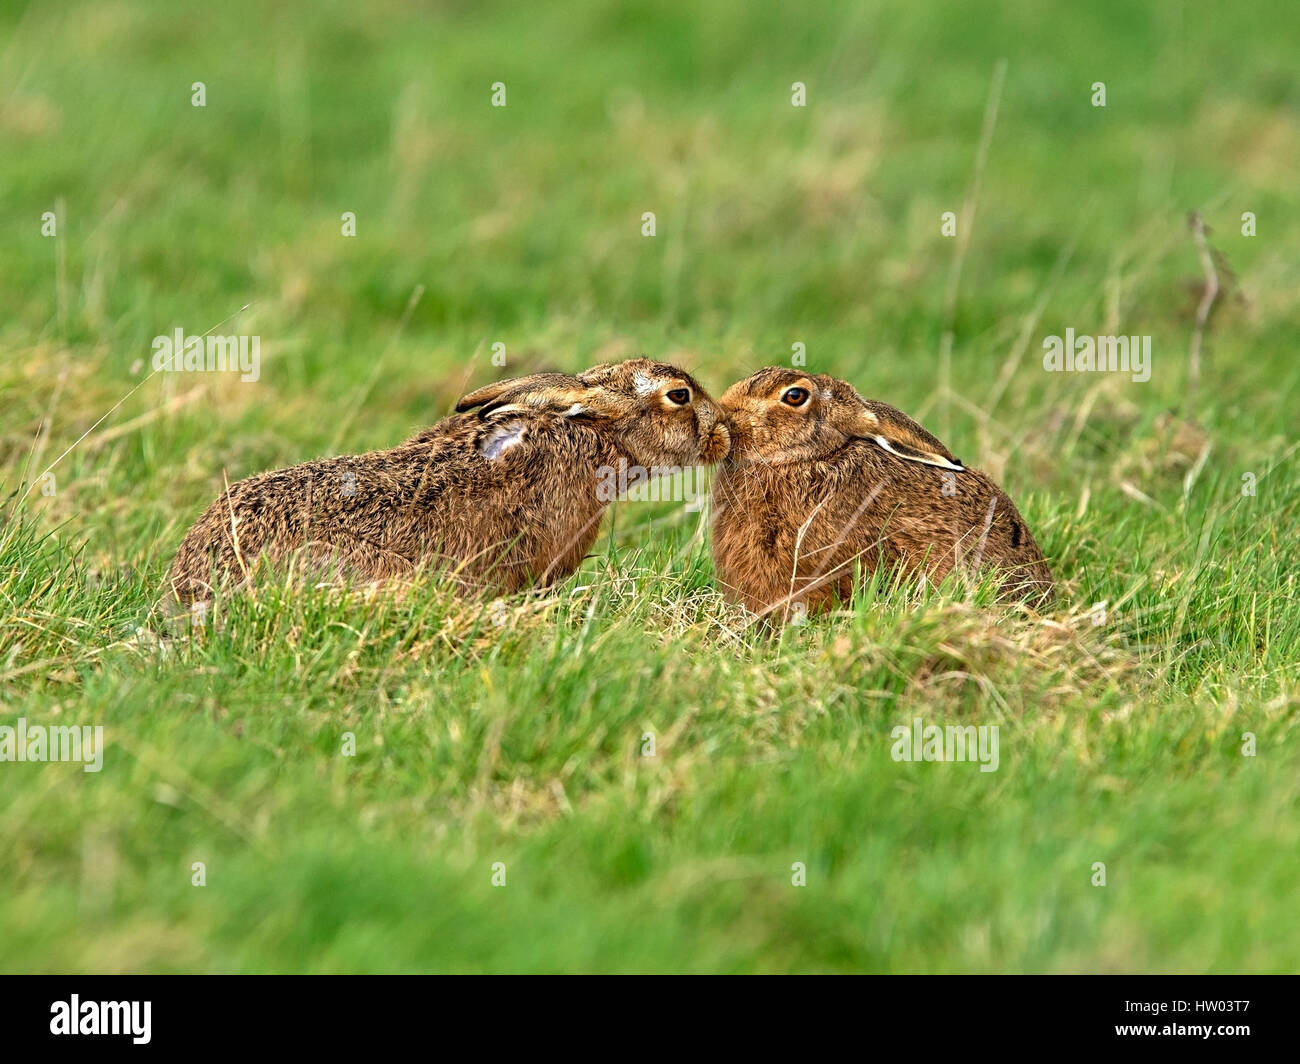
[711,368,1054,622]
[168,359,730,605]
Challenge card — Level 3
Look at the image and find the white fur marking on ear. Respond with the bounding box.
[873,435,964,471]
[479,420,528,459]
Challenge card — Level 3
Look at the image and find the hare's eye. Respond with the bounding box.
[781,387,809,407]
[666,388,691,405]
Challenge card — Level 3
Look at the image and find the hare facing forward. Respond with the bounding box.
[711,368,1054,621]
[168,359,730,605]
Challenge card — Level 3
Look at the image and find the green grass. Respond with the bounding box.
[1,0,1297,972]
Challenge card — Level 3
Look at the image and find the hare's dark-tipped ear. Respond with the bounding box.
[455,373,581,413]
[456,373,628,420]
[872,433,965,471]
[854,403,965,472]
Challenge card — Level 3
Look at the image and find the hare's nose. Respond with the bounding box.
[703,420,731,462]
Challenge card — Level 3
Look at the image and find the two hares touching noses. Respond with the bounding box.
[169,359,1053,621]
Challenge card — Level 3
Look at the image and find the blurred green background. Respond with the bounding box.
[1,0,1297,972]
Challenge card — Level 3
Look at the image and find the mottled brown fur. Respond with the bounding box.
[711,368,1054,621]
[169,359,729,604]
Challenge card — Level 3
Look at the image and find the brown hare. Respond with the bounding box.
[168,359,730,605]
[711,368,1054,622]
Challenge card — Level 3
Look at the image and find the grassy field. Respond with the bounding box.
[1,0,1297,972]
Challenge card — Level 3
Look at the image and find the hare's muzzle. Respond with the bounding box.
[714,395,757,462]
[701,419,731,463]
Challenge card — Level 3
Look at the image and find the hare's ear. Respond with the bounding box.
[455,373,583,414]
[871,433,965,471]
[458,375,626,421]
[854,405,965,471]
[456,381,514,412]
[484,388,620,420]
